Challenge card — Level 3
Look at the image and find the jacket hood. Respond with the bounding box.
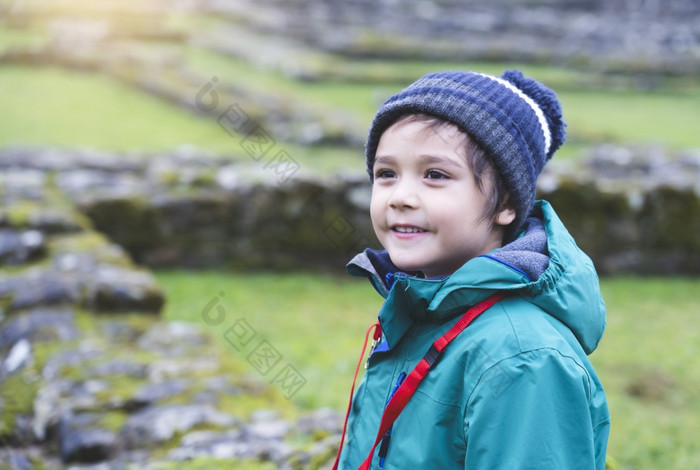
[347,200,606,355]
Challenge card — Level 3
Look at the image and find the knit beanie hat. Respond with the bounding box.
[365,70,566,237]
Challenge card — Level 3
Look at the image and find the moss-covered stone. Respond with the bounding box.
[147,457,276,470]
[640,186,700,252]
[0,369,41,443]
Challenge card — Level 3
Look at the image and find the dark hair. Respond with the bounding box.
[390,113,511,224]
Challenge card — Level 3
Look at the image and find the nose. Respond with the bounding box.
[388,179,419,210]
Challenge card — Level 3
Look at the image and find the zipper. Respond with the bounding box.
[378,371,407,468]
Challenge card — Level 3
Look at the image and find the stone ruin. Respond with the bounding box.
[0,147,344,469]
[4,144,699,276]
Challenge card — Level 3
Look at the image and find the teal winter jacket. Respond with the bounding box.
[338,201,610,469]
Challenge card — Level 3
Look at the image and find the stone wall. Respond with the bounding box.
[0,147,343,468]
[539,145,700,274]
[206,0,700,75]
[2,145,699,276]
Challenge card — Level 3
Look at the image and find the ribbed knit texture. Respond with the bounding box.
[365,70,566,237]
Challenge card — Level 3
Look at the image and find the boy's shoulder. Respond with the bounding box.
[448,294,592,387]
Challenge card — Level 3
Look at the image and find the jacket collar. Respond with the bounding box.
[346,249,528,349]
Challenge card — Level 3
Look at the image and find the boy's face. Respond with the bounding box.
[370,118,515,278]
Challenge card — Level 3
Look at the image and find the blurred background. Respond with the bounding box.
[1,0,699,468]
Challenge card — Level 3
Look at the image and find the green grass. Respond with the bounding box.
[0,64,364,173]
[560,89,700,148]
[1,61,699,165]
[0,65,242,153]
[183,47,700,149]
[596,278,700,469]
[155,271,700,470]
[155,270,382,410]
[0,26,46,53]
[182,45,378,120]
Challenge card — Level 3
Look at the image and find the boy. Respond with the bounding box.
[335,70,610,469]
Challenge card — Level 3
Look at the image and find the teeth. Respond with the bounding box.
[394,226,425,233]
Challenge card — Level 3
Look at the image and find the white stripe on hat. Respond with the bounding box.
[477,73,552,155]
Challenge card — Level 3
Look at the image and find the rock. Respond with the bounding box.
[61,428,118,463]
[87,265,164,313]
[216,164,240,191]
[33,382,63,441]
[55,170,147,201]
[248,419,291,440]
[0,269,80,311]
[147,357,220,382]
[137,321,210,356]
[125,379,189,411]
[0,147,77,172]
[168,428,242,460]
[59,414,118,463]
[32,378,114,442]
[42,346,103,381]
[307,435,341,467]
[88,360,148,380]
[5,414,39,447]
[247,410,291,440]
[250,409,281,423]
[0,451,33,470]
[0,307,78,349]
[27,210,85,234]
[295,408,343,436]
[0,168,47,202]
[100,321,142,344]
[179,428,241,448]
[120,404,238,449]
[1,338,33,377]
[0,238,164,314]
[169,427,295,463]
[0,229,46,265]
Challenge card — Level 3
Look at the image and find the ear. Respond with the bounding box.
[494,195,517,227]
[495,206,516,226]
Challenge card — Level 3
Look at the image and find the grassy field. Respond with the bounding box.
[155,270,700,470]
[2,62,699,165]
[0,66,234,153]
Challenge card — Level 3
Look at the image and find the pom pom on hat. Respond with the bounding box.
[500,69,566,160]
[365,69,566,237]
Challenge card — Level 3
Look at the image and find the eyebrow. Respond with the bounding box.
[374,154,465,168]
[420,154,465,167]
[374,155,397,166]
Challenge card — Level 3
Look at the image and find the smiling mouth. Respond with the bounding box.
[392,225,427,233]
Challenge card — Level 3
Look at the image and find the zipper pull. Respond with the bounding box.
[365,337,379,369]
[365,324,382,369]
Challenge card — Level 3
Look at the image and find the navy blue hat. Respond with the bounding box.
[365,70,566,235]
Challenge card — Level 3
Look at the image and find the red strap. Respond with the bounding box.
[332,321,382,470]
[356,292,507,470]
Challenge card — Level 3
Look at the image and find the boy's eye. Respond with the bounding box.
[426,169,448,180]
[375,169,396,179]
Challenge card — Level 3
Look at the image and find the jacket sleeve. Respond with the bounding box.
[463,348,601,470]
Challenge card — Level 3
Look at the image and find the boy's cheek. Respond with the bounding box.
[369,195,383,227]
[368,211,387,248]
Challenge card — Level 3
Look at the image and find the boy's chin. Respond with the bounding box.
[392,257,455,278]
[389,257,428,276]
